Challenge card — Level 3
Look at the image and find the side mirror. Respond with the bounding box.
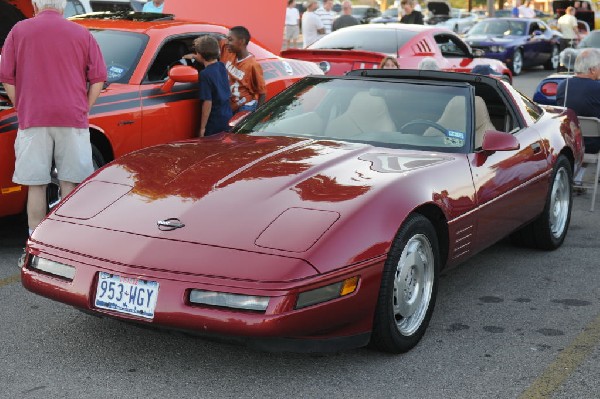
[472,48,485,58]
[160,65,198,93]
[481,130,520,152]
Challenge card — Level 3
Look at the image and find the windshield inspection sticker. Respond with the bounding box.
[107,65,126,80]
[447,130,465,140]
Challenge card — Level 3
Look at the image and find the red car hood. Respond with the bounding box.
[49,134,456,257]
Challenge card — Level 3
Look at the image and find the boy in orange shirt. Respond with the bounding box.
[220,26,266,113]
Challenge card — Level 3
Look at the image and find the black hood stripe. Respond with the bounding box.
[1,84,199,132]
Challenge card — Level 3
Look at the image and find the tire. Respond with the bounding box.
[510,155,572,250]
[544,45,559,70]
[371,214,440,353]
[510,49,523,76]
[47,143,105,211]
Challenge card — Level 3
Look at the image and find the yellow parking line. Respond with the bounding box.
[520,313,600,399]
[0,274,20,288]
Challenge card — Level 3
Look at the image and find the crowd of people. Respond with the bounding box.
[284,0,424,51]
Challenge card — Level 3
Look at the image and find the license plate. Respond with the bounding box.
[94,272,159,319]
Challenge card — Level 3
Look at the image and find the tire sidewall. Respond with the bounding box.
[372,214,440,353]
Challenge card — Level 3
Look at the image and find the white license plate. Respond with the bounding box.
[94,272,159,319]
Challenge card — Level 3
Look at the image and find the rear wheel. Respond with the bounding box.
[511,49,523,75]
[371,214,439,353]
[510,155,572,250]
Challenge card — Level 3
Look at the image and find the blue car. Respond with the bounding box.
[464,18,560,75]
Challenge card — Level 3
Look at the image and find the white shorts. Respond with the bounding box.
[13,126,94,185]
[285,25,300,40]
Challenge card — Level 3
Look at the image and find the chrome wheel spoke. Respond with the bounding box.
[393,234,434,336]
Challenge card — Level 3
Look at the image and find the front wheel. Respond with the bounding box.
[510,49,523,76]
[370,214,440,353]
[544,45,559,70]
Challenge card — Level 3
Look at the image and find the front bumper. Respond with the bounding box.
[21,242,384,352]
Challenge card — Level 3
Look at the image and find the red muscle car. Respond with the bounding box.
[0,12,322,217]
[21,70,582,353]
[281,23,512,81]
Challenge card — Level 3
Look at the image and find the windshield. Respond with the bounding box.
[91,30,148,83]
[468,19,527,36]
[579,31,600,48]
[234,77,472,153]
[309,28,416,53]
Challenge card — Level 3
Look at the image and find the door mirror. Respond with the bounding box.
[160,65,198,93]
[481,130,520,152]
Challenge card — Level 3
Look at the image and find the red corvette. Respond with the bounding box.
[22,71,582,353]
[281,24,512,81]
[0,12,322,217]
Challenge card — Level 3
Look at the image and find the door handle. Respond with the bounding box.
[118,120,135,126]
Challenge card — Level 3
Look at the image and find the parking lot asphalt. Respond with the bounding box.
[0,69,599,398]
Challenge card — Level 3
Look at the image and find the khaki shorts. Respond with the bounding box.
[13,127,94,185]
[285,25,300,41]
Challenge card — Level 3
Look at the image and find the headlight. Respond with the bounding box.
[489,45,505,53]
[30,256,76,280]
[189,290,269,312]
[296,277,359,309]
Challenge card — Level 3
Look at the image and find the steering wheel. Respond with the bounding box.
[400,119,449,136]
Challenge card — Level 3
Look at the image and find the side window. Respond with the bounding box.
[520,94,543,122]
[529,22,540,35]
[435,34,469,57]
[147,40,190,82]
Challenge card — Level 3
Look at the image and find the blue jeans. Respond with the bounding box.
[237,102,258,113]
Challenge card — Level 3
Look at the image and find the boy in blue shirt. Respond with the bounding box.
[191,35,232,136]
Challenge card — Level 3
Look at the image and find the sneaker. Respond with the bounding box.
[573,184,587,195]
[17,249,27,269]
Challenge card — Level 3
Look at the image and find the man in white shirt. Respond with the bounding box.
[518,0,535,18]
[315,0,336,34]
[302,0,325,48]
[557,6,580,51]
[284,0,300,50]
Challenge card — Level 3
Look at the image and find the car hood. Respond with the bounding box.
[50,134,457,257]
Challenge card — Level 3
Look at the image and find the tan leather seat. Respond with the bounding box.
[424,95,495,148]
[474,96,496,148]
[325,91,396,138]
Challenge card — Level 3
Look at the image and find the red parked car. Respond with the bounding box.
[21,70,582,353]
[0,12,322,218]
[281,23,512,81]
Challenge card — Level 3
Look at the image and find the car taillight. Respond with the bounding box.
[352,62,378,70]
[540,82,558,96]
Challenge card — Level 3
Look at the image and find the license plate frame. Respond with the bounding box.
[94,272,159,319]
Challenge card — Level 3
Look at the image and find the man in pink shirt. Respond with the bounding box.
[0,0,106,240]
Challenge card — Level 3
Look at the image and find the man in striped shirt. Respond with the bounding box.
[315,0,336,34]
